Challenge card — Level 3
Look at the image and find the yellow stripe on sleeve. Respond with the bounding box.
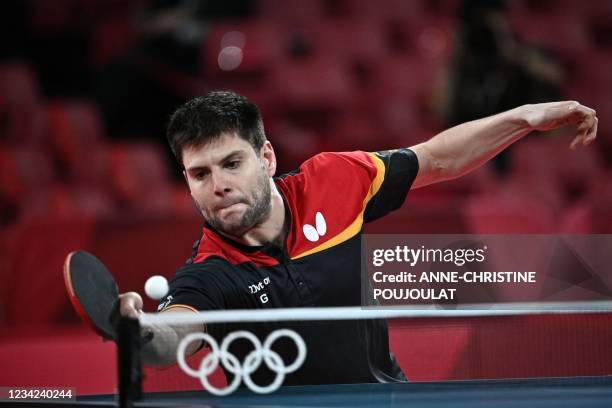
[292,153,385,259]
[160,304,199,313]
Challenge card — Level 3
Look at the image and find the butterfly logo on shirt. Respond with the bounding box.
[302,211,327,242]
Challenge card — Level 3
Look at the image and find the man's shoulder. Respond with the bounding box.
[300,151,380,174]
[275,150,382,190]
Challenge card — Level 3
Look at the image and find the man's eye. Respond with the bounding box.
[195,172,206,180]
[226,160,240,169]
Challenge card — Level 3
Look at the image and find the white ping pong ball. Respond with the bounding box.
[144,275,169,300]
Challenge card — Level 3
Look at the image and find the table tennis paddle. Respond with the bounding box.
[63,250,120,341]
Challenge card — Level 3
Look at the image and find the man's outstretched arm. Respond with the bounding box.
[409,101,598,189]
[120,292,204,368]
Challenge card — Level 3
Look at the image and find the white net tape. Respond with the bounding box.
[139,301,612,327]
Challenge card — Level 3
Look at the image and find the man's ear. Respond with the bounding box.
[261,141,277,176]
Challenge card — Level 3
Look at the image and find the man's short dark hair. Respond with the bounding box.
[166,90,266,166]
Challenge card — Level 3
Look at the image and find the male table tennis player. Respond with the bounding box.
[119,91,597,384]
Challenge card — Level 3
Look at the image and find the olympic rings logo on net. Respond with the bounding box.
[177,329,307,395]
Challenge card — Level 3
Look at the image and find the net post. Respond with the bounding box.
[117,316,143,408]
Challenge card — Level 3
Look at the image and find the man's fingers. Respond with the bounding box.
[119,292,144,318]
[120,305,140,318]
[584,117,598,146]
[570,134,581,150]
[569,111,597,149]
[577,118,591,134]
[577,106,597,146]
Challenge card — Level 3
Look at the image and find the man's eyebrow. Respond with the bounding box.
[219,150,245,163]
[185,150,245,172]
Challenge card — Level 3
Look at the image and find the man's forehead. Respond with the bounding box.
[182,133,253,168]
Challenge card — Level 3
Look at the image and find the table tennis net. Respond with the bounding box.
[116,303,612,401]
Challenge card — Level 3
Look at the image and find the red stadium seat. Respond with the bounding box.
[509,136,603,208]
[306,20,389,65]
[391,15,454,59]
[463,194,557,233]
[322,110,384,152]
[269,58,359,134]
[423,0,461,17]
[0,63,40,108]
[374,94,436,147]
[337,0,427,23]
[108,142,176,215]
[369,54,440,101]
[561,171,612,233]
[199,21,285,105]
[267,120,326,172]
[511,13,592,63]
[0,145,57,220]
[51,185,116,218]
[562,203,612,234]
[90,15,135,68]
[0,144,114,221]
[569,51,612,94]
[29,0,84,33]
[0,63,45,145]
[272,58,357,106]
[510,0,592,19]
[256,0,326,25]
[367,54,443,131]
[201,21,284,79]
[0,230,9,324]
[47,100,110,186]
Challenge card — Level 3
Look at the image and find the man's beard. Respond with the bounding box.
[204,167,272,237]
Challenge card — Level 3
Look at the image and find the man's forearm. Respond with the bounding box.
[425,105,532,180]
[410,101,597,189]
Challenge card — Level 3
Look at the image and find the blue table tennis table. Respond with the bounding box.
[6,376,612,407]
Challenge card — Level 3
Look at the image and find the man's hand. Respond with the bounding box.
[522,101,598,149]
[119,292,144,318]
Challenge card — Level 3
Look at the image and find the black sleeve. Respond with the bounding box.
[157,262,226,312]
[363,148,419,223]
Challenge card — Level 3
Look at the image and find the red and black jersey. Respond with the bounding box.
[159,148,419,385]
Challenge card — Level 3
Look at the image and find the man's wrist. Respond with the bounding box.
[509,104,535,130]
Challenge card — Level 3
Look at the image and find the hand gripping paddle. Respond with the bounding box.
[63,250,120,340]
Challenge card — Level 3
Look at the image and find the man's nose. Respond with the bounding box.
[211,170,231,196]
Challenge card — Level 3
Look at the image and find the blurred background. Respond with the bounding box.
[1,0,612,394]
